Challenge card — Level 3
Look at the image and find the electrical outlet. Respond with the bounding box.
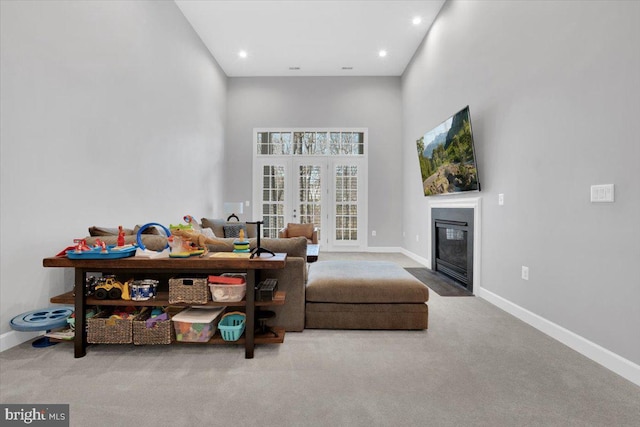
[372,230,376,237]
[521,266,529,281]
[245,200,250,207]
[416,234,419,242]
[498,193,504,205]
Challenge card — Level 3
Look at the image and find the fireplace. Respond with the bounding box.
[431,207,474,293]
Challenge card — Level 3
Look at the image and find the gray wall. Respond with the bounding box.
[0,1,227,337]
[402,0,640,364]
[226,77,403,247]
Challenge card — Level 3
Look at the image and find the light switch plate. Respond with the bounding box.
[590,184,614,203]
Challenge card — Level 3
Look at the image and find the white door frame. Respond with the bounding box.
[252,128,368,251]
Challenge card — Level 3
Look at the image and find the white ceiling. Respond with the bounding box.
[175,0,446,77]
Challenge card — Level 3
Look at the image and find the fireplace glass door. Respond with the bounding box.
[437,227,467,270]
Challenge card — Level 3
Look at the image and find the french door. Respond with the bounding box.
[254,157,366,251]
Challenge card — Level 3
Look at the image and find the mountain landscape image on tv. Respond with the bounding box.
[416,106,480,196]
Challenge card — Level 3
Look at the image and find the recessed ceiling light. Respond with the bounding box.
[412,16,422,26]
[238,50,248,58]
[378,50,387,58]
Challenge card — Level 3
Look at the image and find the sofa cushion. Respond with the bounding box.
[286,223,314,239]
[260,236,307,259]
[305,302,428,330]
[88,226,134,236]
[133,224,162,235]
[204,237,307,258]
[201,218,257,238]
[85,235,168,251]
[306,261,429,304]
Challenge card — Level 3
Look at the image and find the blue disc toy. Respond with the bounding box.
[10,306,74,348]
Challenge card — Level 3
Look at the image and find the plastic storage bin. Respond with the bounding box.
[171,307,225,342]
[208,274,246,302]
[218,311,246,342]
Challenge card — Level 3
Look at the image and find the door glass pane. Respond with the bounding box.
[261,165,286,238]
[298,165,322,240]
[335,165,358,241]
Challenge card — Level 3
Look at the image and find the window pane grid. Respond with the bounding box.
[298,165,322,239]
[262,165,286,238]
[335,165,358,241]
[260,131,363,156]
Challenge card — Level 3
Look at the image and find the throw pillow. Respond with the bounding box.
[88,226,134,237]
[202,218,257,238]
[201,218,227,238]
[287,223,313,239]
[133,224,161,235]
[223,224,248,238]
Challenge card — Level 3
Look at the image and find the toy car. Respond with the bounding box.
[94,276,128,300]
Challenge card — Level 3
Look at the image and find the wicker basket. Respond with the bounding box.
[87,310,137,344]
[133,308,181,345]
[168,277,209,304]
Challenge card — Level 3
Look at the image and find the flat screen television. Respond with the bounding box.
[416,106,480,196]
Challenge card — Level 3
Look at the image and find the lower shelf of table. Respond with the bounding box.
[179,327,285,345]
[50,290,286,307]
[48,327,285,345]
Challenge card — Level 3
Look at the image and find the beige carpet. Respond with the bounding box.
[2,252,639,426]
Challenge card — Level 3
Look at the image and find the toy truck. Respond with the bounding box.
[94,277,130,300]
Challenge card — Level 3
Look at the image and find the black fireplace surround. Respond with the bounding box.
[431,207,474,293]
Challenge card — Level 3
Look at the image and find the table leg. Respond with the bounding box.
[74,268,87,358]
[245,269,255,359]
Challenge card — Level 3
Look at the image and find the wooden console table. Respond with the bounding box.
[43,253,287,359]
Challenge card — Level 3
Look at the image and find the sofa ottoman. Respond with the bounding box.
[305,261,429,330]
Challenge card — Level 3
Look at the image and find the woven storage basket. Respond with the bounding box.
[87,310,136,344]
[218,311,246,342]
[133,309,181,345]
[169,277,209,304]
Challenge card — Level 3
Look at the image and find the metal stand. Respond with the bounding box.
[247,221,275,258]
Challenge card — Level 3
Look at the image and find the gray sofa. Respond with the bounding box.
[83,221,308,332]
[205,236,308,332]
[305,261,429,330]
[84,225,168,251]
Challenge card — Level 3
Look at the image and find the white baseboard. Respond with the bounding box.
[400,248,429,267]
[367,246,402,253]
[0,330,43,352]
[477,287,640,387]
[365,247,430,267]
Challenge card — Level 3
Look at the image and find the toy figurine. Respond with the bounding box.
[183,215,202,231]
[117,225,125,247]
[73,239,91,253]
[170,228,231,256]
